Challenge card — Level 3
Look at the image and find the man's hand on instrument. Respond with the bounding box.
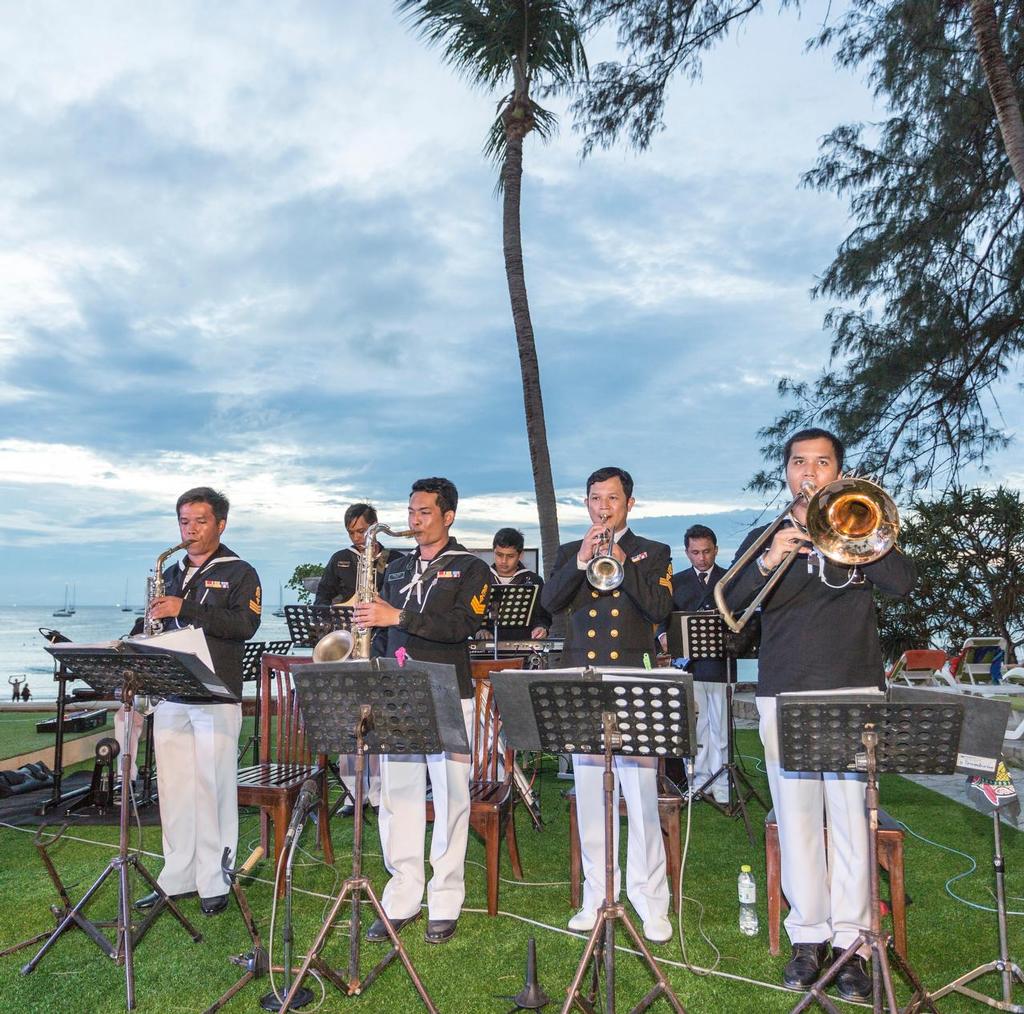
[531,626,549,640]
[577,524,607,565]
[148,595,183,619]
[763,527,811,570]
[353,595,402,628]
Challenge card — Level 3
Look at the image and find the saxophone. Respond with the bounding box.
[313,523,415,661]
[142,540,194,637]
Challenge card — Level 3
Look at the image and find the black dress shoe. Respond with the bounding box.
[425,919,457,944]
[134,890,195,911]
[836,955,872,1002]
[366,912,420,941]
[783,942,830,989]
[339,802,357,817]
[200,894,229,916]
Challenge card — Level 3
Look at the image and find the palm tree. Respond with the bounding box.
[969,0,1024,190]
[396,0,587,577]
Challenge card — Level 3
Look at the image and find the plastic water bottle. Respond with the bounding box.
[738,865,759,936]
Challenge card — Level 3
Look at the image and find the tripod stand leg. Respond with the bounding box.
[21,862,117,973]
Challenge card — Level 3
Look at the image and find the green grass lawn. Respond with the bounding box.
[0,710,112,763]
[0,731,1021,1013]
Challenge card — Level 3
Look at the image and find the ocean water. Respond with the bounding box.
[0,605,294,702]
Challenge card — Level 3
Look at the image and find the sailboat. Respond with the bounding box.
[68,583,77,615]
[121,578,133,612]
[273,583,285,618]
[53,584,72,617]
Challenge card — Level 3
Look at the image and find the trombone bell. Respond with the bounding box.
[807,477,899,566]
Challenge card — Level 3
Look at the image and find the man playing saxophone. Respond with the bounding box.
[134,487,262,917]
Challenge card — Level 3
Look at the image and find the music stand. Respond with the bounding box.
[489,584,540,654]
[667,611,767,841]
[776,694,963,1014]
[239,640,292,764]
[20,641,228,1010]
[283,604,353,649]
[273,658,470,1014]
[496,669,693,1014]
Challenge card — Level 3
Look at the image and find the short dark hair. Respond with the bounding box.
[586,466,634,498]
[783,428,845,471]
[344,503,377,529]
[684,524,717,548]
[493,527,525,552]
[176,487,229,523]
[410,476,458,515]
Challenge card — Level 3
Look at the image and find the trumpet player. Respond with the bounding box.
[134,487,262,917]
[541,466,675,943]
[722,429,915,1002]
[352,477,491,945]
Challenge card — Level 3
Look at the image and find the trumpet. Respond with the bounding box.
[313,522,416,662]
[586,515,625,591]
[714,476,899,632]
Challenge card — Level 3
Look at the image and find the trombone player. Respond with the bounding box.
[720,429,915,1002]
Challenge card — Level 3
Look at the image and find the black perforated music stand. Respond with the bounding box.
[489,584,539,655]
[501,672,693,1014]
[776,695,963,1014]
[22,642,223,1010]
[275,659,470,1014]
[668,611,767,840]
[283,604,353,649]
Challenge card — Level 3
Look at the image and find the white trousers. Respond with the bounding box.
[573,754,670,921]
[757,696,870,949]
[153,700,242,899]
[693,681,728,802]
[377,698,474,921]
[337,753,381,807]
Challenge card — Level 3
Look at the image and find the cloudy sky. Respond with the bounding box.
[2,1,1021,607]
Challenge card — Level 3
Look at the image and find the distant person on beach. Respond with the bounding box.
[133,486,261,918]
[9,676,25,701]
[21,684,30,701]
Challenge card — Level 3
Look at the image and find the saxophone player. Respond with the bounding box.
[314,502,403,815]
[134,487,262,917]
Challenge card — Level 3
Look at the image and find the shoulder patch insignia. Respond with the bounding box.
[659,564,673,590]
[470,583,490,616]
[249,586,262,615]
[631,551,648,563]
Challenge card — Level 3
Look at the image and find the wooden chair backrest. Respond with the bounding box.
[258,653,317,766]
[470,657,524,783]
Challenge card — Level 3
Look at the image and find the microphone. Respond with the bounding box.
[283,778,319,848]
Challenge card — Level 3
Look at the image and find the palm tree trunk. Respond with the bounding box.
[501,130,561,577]
[970,0,1024,190]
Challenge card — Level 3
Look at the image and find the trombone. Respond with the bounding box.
[714,477,900,632]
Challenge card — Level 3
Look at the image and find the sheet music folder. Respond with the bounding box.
[45,640,236,702]
[491,665,695,753]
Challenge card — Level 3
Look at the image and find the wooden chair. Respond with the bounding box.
[567,769,683,913]
[237,653,333,894]
[886,649,947,688]
[426,657,527,916]
[764,807,907,959]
